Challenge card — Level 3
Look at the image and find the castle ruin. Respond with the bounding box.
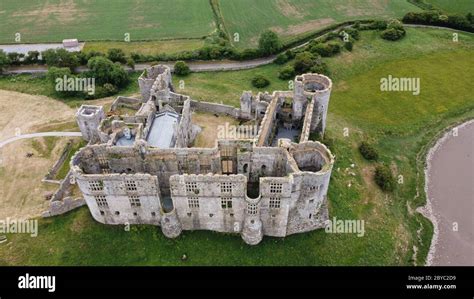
[71,65,334,245]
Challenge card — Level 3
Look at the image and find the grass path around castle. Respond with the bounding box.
[0,28,473,266]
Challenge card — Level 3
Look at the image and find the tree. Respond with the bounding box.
[87,56,129,88]
[174,61,190,76]
[0,50,10,73]
[42,49,79,70]
[293,51,316,74]
[258,30,281,56]
[107,48,127,64]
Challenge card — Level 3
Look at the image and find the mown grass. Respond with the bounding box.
[0,0,215,43]
[220,0,420,48]
[0,28,473,266]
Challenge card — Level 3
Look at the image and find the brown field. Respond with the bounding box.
[0,90,78,219]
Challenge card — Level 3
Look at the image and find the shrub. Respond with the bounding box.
[345,28,360,40]
[381,28,406,41]
[285,49,296,60]
[278,65,295,80]
[107,48,127,64]
[309,59,330,76]
[251,75,270,88]
[42,49,80,70]
[310,42,341,57]
[293,51,317,74]
[102,83,118,95]
[344,41,354,51]
[374,164,396,192]
[126,58,135,70]
[47,67,72,83]
[258,30,281,56]
[24,51,40,64]
[402,11,474,32]
[7,52,23,65]
[274,53,289,65]
[359,142,379,161]
[174,61,190,76]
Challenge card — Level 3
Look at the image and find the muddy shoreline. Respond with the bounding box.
[420,119,474,266]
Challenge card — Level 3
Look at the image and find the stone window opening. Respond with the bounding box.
[269,197,281,209]
[95,195,108,208]
[221,197,233,209]
[221,182,232,194]
[151,212,156,217]
[129,195,141,208]
[115,211,120,216]
[188,198,200,209]
[270,183,283,194]
[133,212,138,216]
[100,211,105,216]
[185,182,198,194]
[89,180,104,192]
[247,203,258,215]
[243,164,248,173]
[125,180,138,192]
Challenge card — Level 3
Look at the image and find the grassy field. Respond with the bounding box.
[82,40,206,56]
[219,0,420,47]
[0,28,473,265]
[426,0,474,14]
[0,72,141,108]
[0,0,215,43]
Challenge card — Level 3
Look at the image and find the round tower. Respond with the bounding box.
[160,209,182,239]
[292,74,332,136]
[241,198,263,245]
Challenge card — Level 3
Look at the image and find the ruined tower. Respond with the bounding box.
[293,74,332,136]
[76,105,105,143]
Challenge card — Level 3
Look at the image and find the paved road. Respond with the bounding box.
[0,132,82,149]
[5,56,279,75]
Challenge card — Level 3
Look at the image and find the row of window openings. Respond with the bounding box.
[185,182,283,195]
[95,195,141,209]
[187,198,280,211]
[89,180,138,192]
[98,210,157,217]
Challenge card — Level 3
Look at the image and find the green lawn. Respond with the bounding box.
[0,0,215,43]
[219,0,420,47]
[0,72,141,107]
[0,28,473,266]
[426,0,474,14]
